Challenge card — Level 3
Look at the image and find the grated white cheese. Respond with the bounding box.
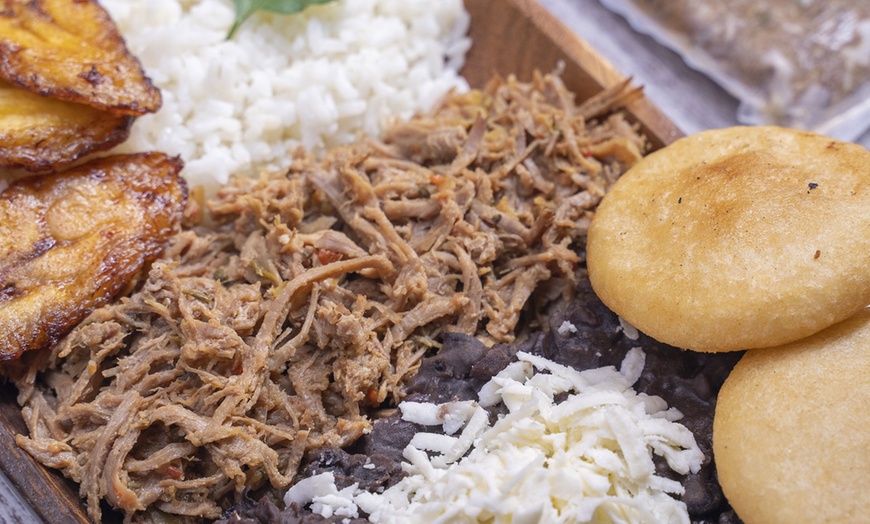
[558,320,579,335]
[617,316,641,340]
[285,348,704,523]
[284,472,360,519]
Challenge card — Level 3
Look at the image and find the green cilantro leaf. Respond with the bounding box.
[227,0,338,39]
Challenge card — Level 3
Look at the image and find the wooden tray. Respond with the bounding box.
[0,1,681,522]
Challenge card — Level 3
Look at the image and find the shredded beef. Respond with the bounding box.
[6,72,649,522]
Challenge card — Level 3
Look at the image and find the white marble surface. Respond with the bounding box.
[0,470,42,523]
[0,1,867,523]
[540,0,870,148]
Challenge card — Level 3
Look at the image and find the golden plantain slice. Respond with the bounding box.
[0,152,187,360]
[0,0,161,115]
[0,79,134,170]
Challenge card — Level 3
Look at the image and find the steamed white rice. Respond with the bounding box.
[102,0,471,191]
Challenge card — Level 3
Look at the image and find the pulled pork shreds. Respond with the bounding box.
[8,72,648,523]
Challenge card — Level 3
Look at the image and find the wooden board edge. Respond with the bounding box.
[462,0,683,149]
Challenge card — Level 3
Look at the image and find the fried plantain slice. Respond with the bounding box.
[0,79,134,171]
[0,0,161,115]
[0,152,187,360]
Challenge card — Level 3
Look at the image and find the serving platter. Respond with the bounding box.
[0,0,680,522]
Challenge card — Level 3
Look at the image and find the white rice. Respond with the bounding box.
[101,0,471,191]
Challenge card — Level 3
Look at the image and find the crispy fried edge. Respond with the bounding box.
[0,153,187,360]
[0,82,135,170]
[0,0,162,115]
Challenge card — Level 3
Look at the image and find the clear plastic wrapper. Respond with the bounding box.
[600,0,870,141]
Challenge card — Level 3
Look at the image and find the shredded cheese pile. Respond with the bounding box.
[285,348,704,523]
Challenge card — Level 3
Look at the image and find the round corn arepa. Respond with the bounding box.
[586,125,870,352]
[713,308,870,524]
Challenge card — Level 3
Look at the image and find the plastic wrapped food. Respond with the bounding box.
[601,0,870,141]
